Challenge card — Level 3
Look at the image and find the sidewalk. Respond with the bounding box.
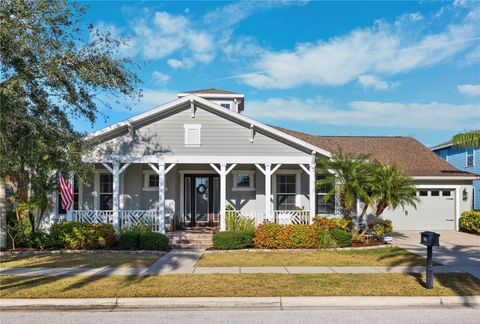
[1,296,479,310]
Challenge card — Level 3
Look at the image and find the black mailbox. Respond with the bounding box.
[420,231,440,247]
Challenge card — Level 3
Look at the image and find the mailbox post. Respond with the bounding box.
[420,231,440,289]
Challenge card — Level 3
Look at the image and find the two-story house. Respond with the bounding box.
[432,134,479,210]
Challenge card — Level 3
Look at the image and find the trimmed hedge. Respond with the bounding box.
[48,222,115,249]
[254,224,318,249]
[459,211,480,234]
[119,231,169,250]
[330,229,353,247]
[213,231,255,250]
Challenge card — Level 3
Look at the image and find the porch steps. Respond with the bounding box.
[166,231,214,249]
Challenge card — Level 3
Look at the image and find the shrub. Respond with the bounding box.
[333,218,352,231]
[254,224,318,249]
[213,231,254,250]
[118,232,140,250]
[28,232,50,249]
[459,211,480,234]
[312,216,336,230]
[138,232,169,251]
[48,222,115,249]
[225,209,255,232]
[318,229,336,249]
[330,229,353,247]
[372,219,393,239]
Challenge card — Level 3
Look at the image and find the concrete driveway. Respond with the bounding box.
[393,231,480,278]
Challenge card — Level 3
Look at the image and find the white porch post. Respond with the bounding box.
[265,163,272,221]
[158,163,166,234]
[66,174,74,222]
[112,162,120,231]
[309,163,316,224]
[220,163,227,231]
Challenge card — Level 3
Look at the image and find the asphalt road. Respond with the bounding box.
[2,307,480,324]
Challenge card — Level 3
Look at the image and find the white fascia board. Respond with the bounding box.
[177,93,244,99]
[85,94,331,158]
[430,143,453,151]
[82,155,312,164]
[412,176,478,180]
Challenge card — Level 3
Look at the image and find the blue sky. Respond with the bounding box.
[79,0,479,146]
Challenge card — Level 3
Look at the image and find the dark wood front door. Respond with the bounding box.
[184,174,220,227]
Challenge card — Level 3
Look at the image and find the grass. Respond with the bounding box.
[0,273,478,298]
[196,247,427,267]
[0,253,160,268]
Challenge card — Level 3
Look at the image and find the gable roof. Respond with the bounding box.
[86,94,330,157]
[180,88,241,95]
[274,126,474,178]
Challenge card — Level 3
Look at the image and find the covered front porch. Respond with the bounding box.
[59,156,318,233]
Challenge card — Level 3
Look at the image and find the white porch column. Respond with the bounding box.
[220,163,227,232]
[309,163,316,224]
[112,162,120,231]
[66,174,74,222]
[158,163,166,234]
[265,163,272,221]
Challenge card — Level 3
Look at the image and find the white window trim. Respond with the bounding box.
[184,124,202,147]
[273,169,302,209]
[232,170,255,191]
[95,169,113,210]
[466,148,474,167]
[143,170,159,191]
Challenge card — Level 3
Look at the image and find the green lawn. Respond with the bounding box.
[0,273,478,298]
[0,253,160,268]
[196,247,427,267]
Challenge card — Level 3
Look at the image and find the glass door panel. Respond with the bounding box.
[195,177,209,222]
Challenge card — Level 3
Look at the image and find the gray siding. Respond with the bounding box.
[92,105,308,157]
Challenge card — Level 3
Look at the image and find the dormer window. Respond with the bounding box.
[220,103,231,109]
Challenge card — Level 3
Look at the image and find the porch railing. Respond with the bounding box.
[73,210,113,224]
[225,210,310,226]
[119,210,159,231]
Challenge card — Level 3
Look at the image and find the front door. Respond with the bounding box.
[184,175,220,227]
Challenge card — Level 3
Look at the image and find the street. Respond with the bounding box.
[2,307,480,324]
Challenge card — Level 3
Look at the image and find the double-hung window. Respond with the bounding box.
[58,176,79,214]
[99,173,113,210]
[316,174,335,215]
[276,174,296,210]
[466,148,474,167]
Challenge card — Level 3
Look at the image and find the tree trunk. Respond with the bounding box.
[0,180,7,249]
[361,200,387,236]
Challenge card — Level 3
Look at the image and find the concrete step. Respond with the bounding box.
[169,244,212,249]
[167,234,213,240]
[169,239,213,245]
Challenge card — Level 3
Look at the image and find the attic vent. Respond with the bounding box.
[184,124,201,147]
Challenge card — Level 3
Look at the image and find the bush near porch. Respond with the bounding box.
[459,211,480,234]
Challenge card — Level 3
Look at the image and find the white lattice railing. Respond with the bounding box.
[119,210,158,230]
[225,210,310,225]
[225,210,266,226]
[73,210,113,224]
[274,210,310,225]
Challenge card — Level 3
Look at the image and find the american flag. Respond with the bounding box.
[59,175,74,211]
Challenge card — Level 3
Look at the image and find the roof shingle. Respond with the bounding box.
[274,126,473,177]
[181,88,241,95]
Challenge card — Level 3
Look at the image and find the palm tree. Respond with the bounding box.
[362,164,418,234]
[452,130,480,147]
[317,149,372,220]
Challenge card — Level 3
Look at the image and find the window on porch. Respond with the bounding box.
[276,174,296,210]
[99,173,113,210]
[57,176,79,214]
[316,174,335,215]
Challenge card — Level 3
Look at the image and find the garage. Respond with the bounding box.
[382,188,456,231]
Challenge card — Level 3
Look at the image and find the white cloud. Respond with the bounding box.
[240,6,480,89]
[357,75,398,91]
[167,58,194,69]
[151,71,170,85]
[458,84,480,97]
[246,97,479,130]
[140,89,178,108]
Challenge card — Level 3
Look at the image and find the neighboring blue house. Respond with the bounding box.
[431,137,479,210]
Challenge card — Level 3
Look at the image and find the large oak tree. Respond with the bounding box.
[0,0,141,247]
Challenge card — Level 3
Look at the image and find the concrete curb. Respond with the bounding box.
[1,296,479,310]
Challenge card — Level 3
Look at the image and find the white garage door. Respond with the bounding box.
[382,189,455,230]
